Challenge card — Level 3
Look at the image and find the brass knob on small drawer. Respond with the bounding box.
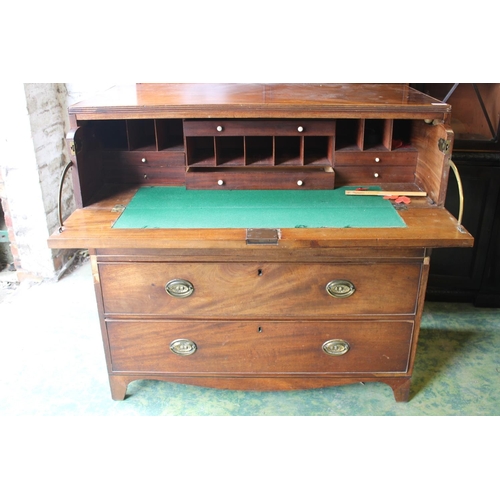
[218,179,224,186]
[297,180,304,186]
[165,279,194,298]
[297,126,304,132]
[142,157,147,163]
[326,279,356,298]
[322,339,350,356]
[374,172,380,178]
[216,125,223,132]
[170,339,197,356]
[375,157,381,163]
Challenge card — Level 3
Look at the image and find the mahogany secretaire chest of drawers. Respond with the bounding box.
[48,83,473,402]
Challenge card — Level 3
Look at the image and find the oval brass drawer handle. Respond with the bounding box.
[326,279,356,298]
[170,339,197,356]
[165,279,194,298]
[322,339,350,356]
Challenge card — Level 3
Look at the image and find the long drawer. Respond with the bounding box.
[107,320,414,374]
[99,262,422,317]
[183,119,336,137]
[185,167,335,190]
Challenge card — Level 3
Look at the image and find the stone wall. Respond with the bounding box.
[0,84,74,280]
[0,83,129,280]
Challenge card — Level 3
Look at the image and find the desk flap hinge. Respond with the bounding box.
[438,138,451,153]
[246,228,280,245]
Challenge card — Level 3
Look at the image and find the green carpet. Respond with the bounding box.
[112,186,406,229]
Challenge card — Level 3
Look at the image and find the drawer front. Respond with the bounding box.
[335,150,417,166]
[183,120,336,137]
[102,151,186,185]
[186,168,335,190]
[104,166,186,185]
[99,262,422,317]
[334,166,415,185]
[102,151,185,169]
[107,320,414,374]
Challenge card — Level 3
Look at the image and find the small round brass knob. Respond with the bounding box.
[216,125,223,132]
[218,179,224,186]
[297,180,304,186]
[297,126,304,132]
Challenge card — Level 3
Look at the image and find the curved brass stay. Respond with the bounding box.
[170,339,197,356]
[322,339,350,356]
[326,279,356,298]
[449,160,464,227]
[57,161,73,232]
[165,279,194,298]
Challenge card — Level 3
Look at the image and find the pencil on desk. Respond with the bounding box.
[344,190,428,197]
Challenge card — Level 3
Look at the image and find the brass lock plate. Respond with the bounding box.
[246,228,280,245]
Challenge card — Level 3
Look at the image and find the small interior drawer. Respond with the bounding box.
[102,151,185,169]
[101,151,186,185]
[334,165,416,185]
[334,150,417,166]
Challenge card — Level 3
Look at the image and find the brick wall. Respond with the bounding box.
[0,84,75,280]
[0,83,128,280]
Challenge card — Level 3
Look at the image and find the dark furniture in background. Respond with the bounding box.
[412,84,500,307]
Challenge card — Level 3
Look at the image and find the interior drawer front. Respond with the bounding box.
[185,168,335,190]
[102,151,185,169]
[183,120,335,136]
[107,320,414,374]
[334,166,415,184]
[335,150,417,166]
[99,262,421,317]
[103,166,186,185]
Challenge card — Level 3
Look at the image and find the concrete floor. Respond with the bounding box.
[1,257,499,416]
[0,269,18,303]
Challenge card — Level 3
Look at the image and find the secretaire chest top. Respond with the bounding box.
[69,83,451,120]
